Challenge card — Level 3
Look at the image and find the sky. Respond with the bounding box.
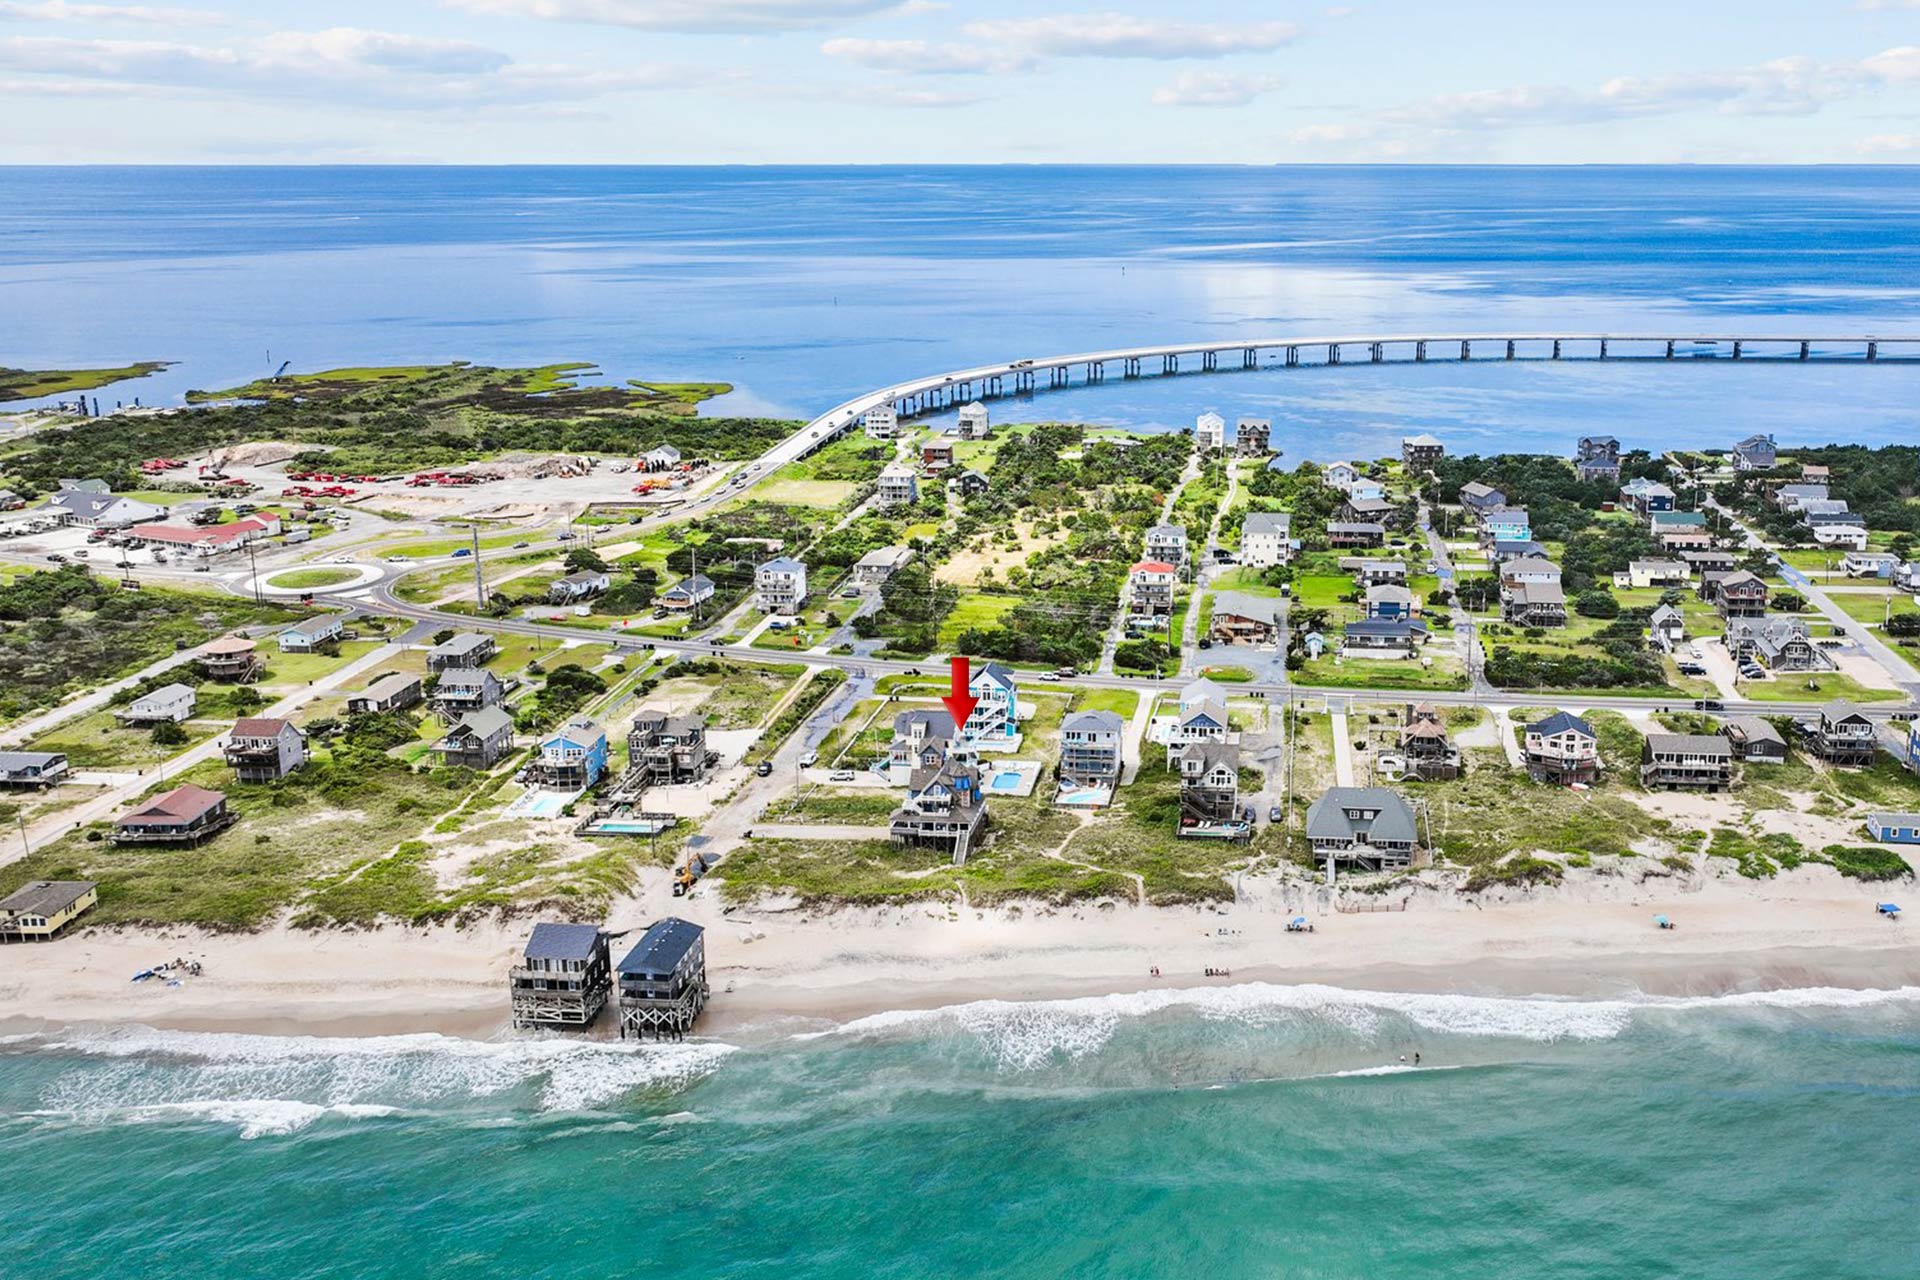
[6,1,1920,163]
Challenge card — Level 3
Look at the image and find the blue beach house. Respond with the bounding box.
[1482,507,1531,544]
[965,662,1020,741]
[1865,813,1920,845]
[530,716,608,791]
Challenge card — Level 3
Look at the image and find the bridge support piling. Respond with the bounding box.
[1552,339,1561,359]
[1202,350,1217,371]
[1868,341,1879,361]
[1800,341,1810,360]
[1243,347,1257,369]
[1370,342,1383,362]
[1460,340,1471,361]
[1666,340,1674,359]
[1328,344,1341,365]
[1506,339,1515,359]
[1599,339,1609,359]
[1285,346,1299,368]
[1415,340,1426,362]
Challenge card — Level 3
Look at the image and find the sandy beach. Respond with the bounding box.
[2,858,1914,1043]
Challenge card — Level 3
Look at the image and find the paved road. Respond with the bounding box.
[1708,498,1920,699]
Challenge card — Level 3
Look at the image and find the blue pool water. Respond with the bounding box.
[987,769,1025,791]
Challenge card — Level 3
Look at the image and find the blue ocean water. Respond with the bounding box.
[2,985,1917,1278]
[4,166,1920,459]
[5,167,1920,1274]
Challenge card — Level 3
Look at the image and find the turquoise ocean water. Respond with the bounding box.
[2,985,1918,1278]
[4,166,1920,1274]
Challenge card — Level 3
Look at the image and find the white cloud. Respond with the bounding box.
[960,13,1300,60]
[0,0,222,23]
[1150,69,1283,107]
[819,37,1033,75]
[1855,132,1920,153]
[441,0,908,33]
[0,28,705,108]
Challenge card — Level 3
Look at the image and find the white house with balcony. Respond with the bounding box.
[755,557,808,614]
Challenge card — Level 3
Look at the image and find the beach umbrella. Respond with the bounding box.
[1654,915,1671,928]
[1878,903,1902,916]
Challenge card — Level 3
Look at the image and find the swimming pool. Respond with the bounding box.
[987,770,1025,792]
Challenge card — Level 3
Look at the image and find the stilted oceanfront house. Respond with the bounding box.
[1058,710,1124,788]
[755,556,808,613]
[624,710,716,787]
[509,922,611,1028]
[1305,787,1421,871]
[875,463,919,508]
[1144,523,1189,567]
[432,705,516,770]
[1809,700,1877,767]
[430,667,506,718]
[112,783,235,845]
[862,405,899,439]
[427,632,496,671]
[956,401,991,439]
[197,635,261,683]
[1194,411,1226,451]
[965,661,1020,741]
[527,716,608,791]
[222,717,309,783]
[347,671,423,715]
[1401,433,1445,472]
[548,570,611,605]
[1239,511,1292,567]
[616,917,709,1040]
[0,750,70,790]
[1640,733,1735,792]
[115,682,195,726]
[0,880,98,943]
[891,753,989,862]
[1236,417,1271,455]
[1524,712,1601,785]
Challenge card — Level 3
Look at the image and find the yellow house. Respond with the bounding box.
[0,880,98,942]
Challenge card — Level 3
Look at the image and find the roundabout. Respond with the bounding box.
[245,560,386,597]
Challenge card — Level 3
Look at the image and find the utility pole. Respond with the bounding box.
[246,539,263,604]
[470,523,488,609]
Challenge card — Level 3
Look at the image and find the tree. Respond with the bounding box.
[563,547,608,574]
[150,720,188,747]
[1771,590,1807,613]
[432,628,456,646]
[1574,589,1620,619]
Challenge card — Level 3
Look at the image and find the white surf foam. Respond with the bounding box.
[24,1026,735,1117]
[26,1099,402,1140]
[821,982,1920,1071]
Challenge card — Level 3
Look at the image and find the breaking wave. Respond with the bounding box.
[821,983,1920,1071]
[10,1026,735,1124]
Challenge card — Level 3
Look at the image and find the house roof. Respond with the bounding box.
[1365,584,1414,606]
[1822,699,1870,724]
[117,783,225,826]
[1403,433,1444,447]
[546,715,605,745]
[662,574,714,597]
[855,546,914,571]
[430,633,493,657]
[1509,581,1566,605]
[1646,733,1732,758]
[452,706,515,739]
[759,556,805,573]
[523,922,602,963]
[1403,719,1450,740]
[1651,604,1684,624]
[894,708,957,738]
[1179,739,1239,775]
[1212,591,1281,624]
[1327,522,1386,535]
[1629,559,1687,574]
[1242,512,1291,536]
[1305,787,1418,844]
[1130,559,1177,575]
[1345,619,1427,639]
[1866,812,1920,828]
[230,717,296,738]
[0,880,95,917]
[556,570,607,587]
[1502,556,1560,576]
[435,668,498,690]
[0,750,65,772]
[284,614,342,637]
[1063,710,1124,734]
[972,661,1017,691]
[133,682,195,707]
[200,635,257,656]
[1146,523,1187,540]
[1460,481,1502,500]
[1483,506,1529,521]
[1720,570,1766,590]
[1723,716,1785,746]
[1179,699,1228,727]
[1527,711,1594,739]
[356,672,420,701]
[1180,676,1226,704]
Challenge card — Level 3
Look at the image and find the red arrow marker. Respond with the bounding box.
[941,654,979,732]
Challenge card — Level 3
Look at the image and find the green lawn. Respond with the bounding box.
[939,591,1022,648]
[1738,671,1908,704]
[258,639,382,688]
[28,708,222,769]
[1295,653,1468,692]
[1828,591,1919,626]
[264,566,359,590]
[1069,687,1140,718]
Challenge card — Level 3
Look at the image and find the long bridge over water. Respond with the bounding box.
[797,333,1920,437]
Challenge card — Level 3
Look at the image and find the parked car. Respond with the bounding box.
[1694,698,1726,711]
[452,548,472,558]
[799,750,819,767]
[385,554,410,563]
[1268,805,1284,822]
[513,541,530,548]
[45,553,66,563]
[1038,671,1060,682]
[830,770,856,782]
[755,761,773,777]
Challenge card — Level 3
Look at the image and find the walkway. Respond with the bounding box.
[1330,709,1356,787]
